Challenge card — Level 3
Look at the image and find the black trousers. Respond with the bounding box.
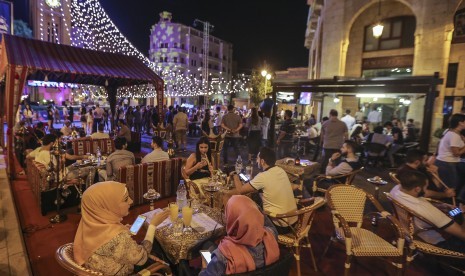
[223,137,241,164]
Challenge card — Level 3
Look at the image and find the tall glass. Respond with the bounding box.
[169,202,179,227]
[182,206,193,233]
[245,165,253,179]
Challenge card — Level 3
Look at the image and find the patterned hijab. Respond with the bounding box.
[73,181,133,265]
[218,195,279,274]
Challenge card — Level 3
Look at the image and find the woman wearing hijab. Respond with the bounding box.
[199,195,279,275]
[73,181,169,275]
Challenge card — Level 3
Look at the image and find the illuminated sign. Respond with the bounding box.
[27,80,79,88]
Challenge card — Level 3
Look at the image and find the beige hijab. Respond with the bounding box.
[73,181,132,265]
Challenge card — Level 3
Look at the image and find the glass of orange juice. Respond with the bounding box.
[182,206,193,233]
[168,202,179,228]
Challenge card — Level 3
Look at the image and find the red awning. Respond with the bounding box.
[0,34,162,86]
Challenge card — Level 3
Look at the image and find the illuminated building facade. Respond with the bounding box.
[149,12,233,82]
[305,0,465,146]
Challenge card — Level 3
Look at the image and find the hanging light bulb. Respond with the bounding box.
[372,23,384,38]
[372,0,384,38]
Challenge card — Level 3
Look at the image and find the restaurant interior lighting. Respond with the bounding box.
[333,97,340,103]
[356,94,386,98]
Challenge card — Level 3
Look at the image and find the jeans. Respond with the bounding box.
[388,143,402,167]
[222,137,240,164]
[277,141,293,159]
[434,159,459,189]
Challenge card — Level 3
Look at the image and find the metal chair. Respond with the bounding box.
[385,193,465,273]
[55,243,172,276]
[312,167,364,195]
[265,197,326,276]
[325,185,406,276]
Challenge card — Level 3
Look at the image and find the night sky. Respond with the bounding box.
[98,0,309,72]
[13,0,310,72]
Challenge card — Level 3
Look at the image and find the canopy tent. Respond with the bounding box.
[0,34,163,178]
[270,74,443,151]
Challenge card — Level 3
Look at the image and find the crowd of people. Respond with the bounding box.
[11,99,465,274]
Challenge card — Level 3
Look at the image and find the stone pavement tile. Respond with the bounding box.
[8,252,31,276]
[0,220,6,249]
[4,228,24,256]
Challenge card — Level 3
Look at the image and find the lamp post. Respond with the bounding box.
[261,70,272,94]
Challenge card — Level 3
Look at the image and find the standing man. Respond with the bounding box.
[93,103,104,133]
[173,106,188,152]
[354,106,364,124]
[62,104,69,123]
[341,109,356,132]
[133,106,142,133]
[367,105,382,130]
[221,105,243,165]
[276,110,295,159]
[214,105,223,135]
[320,109,348,172]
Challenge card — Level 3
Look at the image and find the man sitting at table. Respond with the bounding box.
[91,124,110,139]
[34,134,91,181]
[397,149,455,201]
[98,137,135,181]
[60,120,73,136]
[116,119,131,142]
[231,147,297,234]
[141,136,169,163]
[302,140,361,198]
[390,171,465,253]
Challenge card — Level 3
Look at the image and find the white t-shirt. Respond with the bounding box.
[341,115,356,131]
[307,127,318,139]
[35,150,68,180]
[437,131,464,163]
[141,149,169,163]
[390,185,452,244]
[250,166,297,226]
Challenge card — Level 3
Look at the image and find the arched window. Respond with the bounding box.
[364,16,416,51]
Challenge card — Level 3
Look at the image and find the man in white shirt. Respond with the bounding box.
[341,109,356,132]
[231,147,297,234]
[60,120,73,136]
[214,106,223,135]
[173,106,188,151]
[391,171,465,253]
[93,103,104,133]
[141,136,169,163]
[367,106,382,129]
[90,124,110,139]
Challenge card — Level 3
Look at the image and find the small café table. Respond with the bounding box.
[153,204,225,264]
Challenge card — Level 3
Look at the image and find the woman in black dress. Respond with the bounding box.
[47,106,54,130]
[184,137,213,180]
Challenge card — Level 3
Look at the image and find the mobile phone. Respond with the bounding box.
[239,173,249,183]
[200,250,212,264]
[449,208,463,217]
[130,215,147,235]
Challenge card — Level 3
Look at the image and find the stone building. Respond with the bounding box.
[149,11,233,82]
[305,0,465,139]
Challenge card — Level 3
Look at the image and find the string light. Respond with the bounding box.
[37,0,252,98]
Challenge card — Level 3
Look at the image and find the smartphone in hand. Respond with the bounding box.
[130,215,146,235]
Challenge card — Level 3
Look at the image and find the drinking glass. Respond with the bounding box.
[190,199,200,213]
[245,165,253,179]
[182,206,193,233]
[168,202,179,227]
[173,219,183,237]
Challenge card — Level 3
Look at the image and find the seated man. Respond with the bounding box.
[302,140,361,198]
[391,171,465,253]
[116,119,131,142]
[60,120,73,136]
[364,125,392,157]
[231,147,297,234]
[397,149,455,200]
[141,136,169,163]
[90,124,110,139]
[34,134,91,181]
[98,137,135,181]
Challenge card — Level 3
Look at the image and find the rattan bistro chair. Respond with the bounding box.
[56,243,172,276]
[385,193,465,273]
[325,185,406,276]
[264,197,326,276]
[312,167,364,195]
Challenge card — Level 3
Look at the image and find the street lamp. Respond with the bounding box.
[261,70,272,93]
[372,0,384,38]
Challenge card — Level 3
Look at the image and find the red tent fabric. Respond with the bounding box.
[0,34,163,178]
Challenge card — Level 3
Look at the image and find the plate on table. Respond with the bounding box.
[367,177,388,185]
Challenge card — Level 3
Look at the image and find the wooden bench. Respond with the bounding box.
[117,158,183,206]
[71,138,115,155]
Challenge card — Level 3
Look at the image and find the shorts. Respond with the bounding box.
[175,129,187,143]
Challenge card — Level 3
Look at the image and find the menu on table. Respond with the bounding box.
[191,213,223,234]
